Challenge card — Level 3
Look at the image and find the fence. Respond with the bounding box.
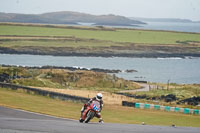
[0,82,89,103]
[122,101,200,115]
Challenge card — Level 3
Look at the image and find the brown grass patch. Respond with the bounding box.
[32,86,137,105]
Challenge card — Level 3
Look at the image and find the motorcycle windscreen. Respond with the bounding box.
[91,101,101,112]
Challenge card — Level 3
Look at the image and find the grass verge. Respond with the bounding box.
[0,87,199,127]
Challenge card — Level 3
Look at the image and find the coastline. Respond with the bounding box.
[1,49,200,58]
[0,23,200,59]
[1,53,200,84]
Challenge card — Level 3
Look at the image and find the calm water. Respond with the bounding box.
[0,54,200,84]
[80,21,200,33]
[136,21,200,33]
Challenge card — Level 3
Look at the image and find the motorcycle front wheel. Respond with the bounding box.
[85,110,95,123]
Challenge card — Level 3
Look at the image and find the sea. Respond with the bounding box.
[78,21,200,33]
[0,54,200,84]
[135,21,200,33]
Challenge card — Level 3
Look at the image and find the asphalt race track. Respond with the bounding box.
[0,106,199,133]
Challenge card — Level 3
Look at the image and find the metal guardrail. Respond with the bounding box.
[0,82,89,103]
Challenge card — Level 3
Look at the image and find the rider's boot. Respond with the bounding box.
[99,118,104,123]
[79,118,84,123]
[79,106,85,123]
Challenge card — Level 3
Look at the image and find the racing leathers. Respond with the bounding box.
[81,97,104,122]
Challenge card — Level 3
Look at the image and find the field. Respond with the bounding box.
[1,24,200,44]
[0,23,200,57]
[0,87,200,127]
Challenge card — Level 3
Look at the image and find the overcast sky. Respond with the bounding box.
[0,0,200,21]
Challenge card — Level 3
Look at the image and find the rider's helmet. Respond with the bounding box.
[96,93,103,101]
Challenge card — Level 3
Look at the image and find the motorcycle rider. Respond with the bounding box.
[80,93,104,123]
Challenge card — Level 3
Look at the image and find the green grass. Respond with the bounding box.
[12,78,63,88]
[0,87,81,119]
[1,25,200,44]
[0,87,200,127]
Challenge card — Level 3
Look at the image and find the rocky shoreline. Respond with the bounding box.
[1,47,200,58]
[0,64,137,74]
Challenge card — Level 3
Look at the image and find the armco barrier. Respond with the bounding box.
[160,105,165,110]
[0,82,89,103]
[179,108,184,113]
[170,107,175,112]
[165,106,171,111]
[122,101,200,115]
[154,105,160,110]
[174,107,180,112]
[122,101,135,107]
[144,104,150,109]
[194,109,199,115]
[184,108,190,114]
[140,103,144,108]
[135,103,140,108]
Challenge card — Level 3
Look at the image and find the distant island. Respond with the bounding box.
[130,17,200,23]
[0,11,146,26]
[2,11,199,27]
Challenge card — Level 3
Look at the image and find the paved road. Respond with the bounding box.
[120,83,155,93]
[0,106,199,133]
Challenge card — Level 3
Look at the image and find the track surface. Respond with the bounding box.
[0,106,199,133]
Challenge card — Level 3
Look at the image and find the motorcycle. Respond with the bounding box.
[79,100,101,123]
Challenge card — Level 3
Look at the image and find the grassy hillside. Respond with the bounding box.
[0,66,140,92]
[1,66,199,108]
[0,11,145,25]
